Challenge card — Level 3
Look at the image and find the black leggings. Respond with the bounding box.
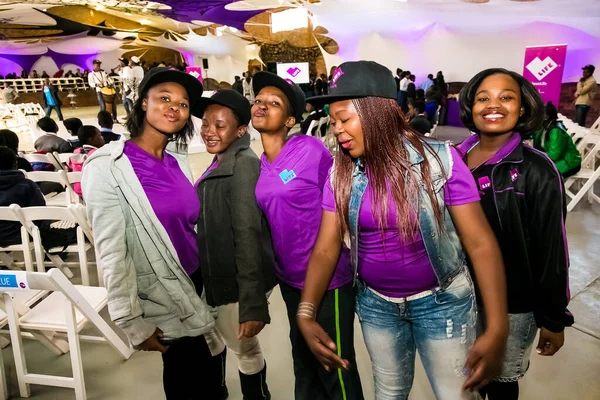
[161,269,222,399]
[480,381,519,400]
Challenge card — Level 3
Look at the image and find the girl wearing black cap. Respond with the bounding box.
[457,69,572,400]
[297,61,510,399]
[82,68,222,399]
[251,72,364,400]
[194,89,276,400]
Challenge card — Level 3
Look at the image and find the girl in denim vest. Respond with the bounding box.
[297,61,510,400]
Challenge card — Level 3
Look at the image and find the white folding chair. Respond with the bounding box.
[22,153,61,171]
[305,119,318,137]
[51,152,74,171]
[14,205,95,285]
[316,116,330,138]
[26,170,79,207]
[591,116,600,133]
[0,207,34,272]
[68,204,102,286]
[565,136,600,212]
[0,269,133,399]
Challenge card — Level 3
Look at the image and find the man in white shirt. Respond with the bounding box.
[116,57,133,117]
[242,71,254,103]
[398,70,411,111]
[87,60,115,118]
[127,56,145,105]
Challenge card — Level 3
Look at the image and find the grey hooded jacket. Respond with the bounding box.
[82,140,215,346]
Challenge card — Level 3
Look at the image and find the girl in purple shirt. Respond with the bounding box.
[297,61,509,400]
[83,68,222,399]
[251,72,363,400]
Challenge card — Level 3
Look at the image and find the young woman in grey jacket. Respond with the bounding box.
[194,89,276,400]
[82,67,222,399]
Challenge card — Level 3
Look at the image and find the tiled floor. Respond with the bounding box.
[5,116,600,399]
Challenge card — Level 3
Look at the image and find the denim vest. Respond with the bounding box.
[347,139,465,291]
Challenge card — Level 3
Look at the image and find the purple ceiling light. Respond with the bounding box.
[154,0,266,31]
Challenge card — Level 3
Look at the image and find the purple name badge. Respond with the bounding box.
[510,168,519,182]
[478,176,491,191]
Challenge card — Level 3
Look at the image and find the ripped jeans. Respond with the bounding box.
[356,269,479,400]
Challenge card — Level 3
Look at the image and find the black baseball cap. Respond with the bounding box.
[193,89,251,125]
[583,64,595,73]
[139,67,204,109]
[252,71,306,121]
[307,61,396,105]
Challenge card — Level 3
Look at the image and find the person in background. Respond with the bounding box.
[0,129,33,172]
[65,70,74,78]
[398,70,410,111]
[298,61,508,400]
[34,117,72,153]
[20,70,28,79]
[74,69,82,78]
[574,64,597,127]
[458,68,573,400]
[68,125,105,196]
[408,99,433,135]
[82,67,222,399]
[88,60,112,113]
[534,102,581,178]
[97,111,121,143]
[232,75,243,95]
[243,71,255,103]
[82,69,90,79]
[300,103,327,136]
[127,56,145,109]
[406,74,416,106]
[315,73,329,96]
[53,69,64,78]
[32,70,39,79]
[42,77,64,121]
[194,89,276,400]
[3,82,18,104]
[252,71,364,400]
[416,88,425,101]
[63,118,83,149]
[395,68,404,94]
[41,71,50,79]
[436,71,449,125]
[420,73,435,92]
[117,57,133,117]
[0,146,46,248]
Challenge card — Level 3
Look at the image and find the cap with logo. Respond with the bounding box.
[583,64,596,74]
[307,61,396,105]
[252,71,306,121]
[139,67,204,110]
[193,89,251,125]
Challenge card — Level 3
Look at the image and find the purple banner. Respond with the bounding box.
[0,49,98,76]
[523,44,567,106]
[186,66,203,83]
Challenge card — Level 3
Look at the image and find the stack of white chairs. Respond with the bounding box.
[565,134,600,211]
[0,269,133,400]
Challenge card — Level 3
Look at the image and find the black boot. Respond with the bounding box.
[212,348,229,400]
[239,362,271,400]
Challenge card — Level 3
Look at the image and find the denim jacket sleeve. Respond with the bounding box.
[82,163,157,345]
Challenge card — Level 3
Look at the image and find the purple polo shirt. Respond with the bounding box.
[255,135,352,290]
[124,141,200,276]
[322,147,479,297]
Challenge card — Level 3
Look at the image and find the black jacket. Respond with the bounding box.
[196,134,276,324]
[42,84,61,107]
[0,170,46,247]
[458,135,574,333]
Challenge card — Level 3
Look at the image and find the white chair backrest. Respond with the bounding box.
[66,171,82,185]
[25,170,66,186]
[68,204,94,245]
[0,206,20,223]
[591,116,600,133]
[22,153,57,169]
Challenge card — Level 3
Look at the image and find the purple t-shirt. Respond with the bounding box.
[322,147,479,297]
[124,141,200,276]
[255,135,352,290]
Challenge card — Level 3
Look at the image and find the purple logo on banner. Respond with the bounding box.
[286,67,301,77]
[523,45,567,107]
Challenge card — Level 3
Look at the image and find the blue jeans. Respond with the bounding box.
[45,105,64,121]
[123,94,133,116]
[575,104,590,127]
[356,270,478,400]
[96,91,106,112]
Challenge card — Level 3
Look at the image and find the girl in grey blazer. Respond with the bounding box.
[82,68,222,399]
